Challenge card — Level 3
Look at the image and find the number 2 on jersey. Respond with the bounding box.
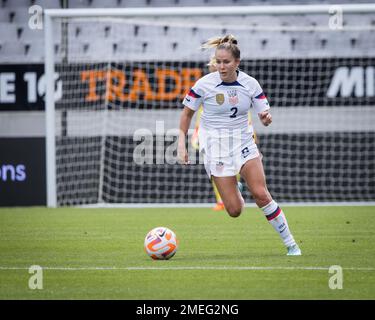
[230,107,238,118]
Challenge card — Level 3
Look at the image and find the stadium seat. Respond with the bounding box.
[358,32,375,53]
[289,33,323,57]
[18,24,44,42]
[41,0,62,8]
[0,22,19,40]
[189,27,220,44]
[343,13,375,27]
[0,9,11,22]
[238,33,292,58]
[108,23,137,42]
[79,0,150,8]
[11,7,33,24]
[210,0,234,5]
[24,39,45,62]
[83,40,115,62]
[136,24,167,39]
[113,39,149,60]
[90,0,123,8]
[2,0,31,8]
[65,0,92,8]
[72,22,109,40]
[0,41,28,62]
[241,14,283,27]
[146,0,176,6]
[176,0,207,6]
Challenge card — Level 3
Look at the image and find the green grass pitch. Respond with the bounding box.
[0,206,374,299]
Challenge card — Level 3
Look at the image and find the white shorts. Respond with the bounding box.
[198,128,260,179]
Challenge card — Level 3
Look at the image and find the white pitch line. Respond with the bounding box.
[0,266,374,271]
[78,202,375,208]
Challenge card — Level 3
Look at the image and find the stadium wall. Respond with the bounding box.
[0,138,46,206]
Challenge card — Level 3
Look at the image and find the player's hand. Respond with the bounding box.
[259,111,272,126]
[177,146,190,165]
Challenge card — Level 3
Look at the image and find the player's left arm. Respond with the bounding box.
[251,79,272,127]
[259,110,272,126]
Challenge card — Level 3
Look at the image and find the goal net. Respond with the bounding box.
[45,5,375,207]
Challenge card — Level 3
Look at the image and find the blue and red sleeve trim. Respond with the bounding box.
[188,89,201,98]
[255,92,267,99]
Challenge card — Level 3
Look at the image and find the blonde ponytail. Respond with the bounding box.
[201,36,223,49]
[201,34,240,59]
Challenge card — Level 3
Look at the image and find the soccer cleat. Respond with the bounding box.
[287,244,302,256]
[213,202,225,211]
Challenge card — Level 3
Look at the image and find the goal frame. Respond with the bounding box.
[44,4,375,207]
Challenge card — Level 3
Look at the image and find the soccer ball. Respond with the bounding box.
[144,227,178,260]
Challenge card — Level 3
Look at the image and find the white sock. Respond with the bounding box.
[261,200,296,248]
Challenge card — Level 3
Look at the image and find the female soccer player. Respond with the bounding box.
[192,57,258,211]
[178,35,301,256]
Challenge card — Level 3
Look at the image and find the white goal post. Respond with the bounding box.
[44,4,375,207]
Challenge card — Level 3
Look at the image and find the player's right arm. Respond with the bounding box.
[178,106,195,164]
[191,106,203,150]
[178,83,205,164]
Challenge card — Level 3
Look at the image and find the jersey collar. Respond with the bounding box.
[215,70,244,87]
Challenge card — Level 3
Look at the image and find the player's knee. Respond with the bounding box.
[226,204,243,218]
[253,189,271,207]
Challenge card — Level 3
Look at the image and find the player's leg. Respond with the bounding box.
[240,157,271,207]
[212,180,225,211]
[211,175,244,218]
[240,157,301,255]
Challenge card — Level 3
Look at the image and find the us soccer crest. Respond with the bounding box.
[216,93,225,105]
[227,90,239,105]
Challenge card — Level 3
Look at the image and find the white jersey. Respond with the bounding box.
[182,70,270,178]
[182,70,270,136]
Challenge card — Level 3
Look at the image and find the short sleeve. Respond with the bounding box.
[182,80,204,111]
[251,80,270,114]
